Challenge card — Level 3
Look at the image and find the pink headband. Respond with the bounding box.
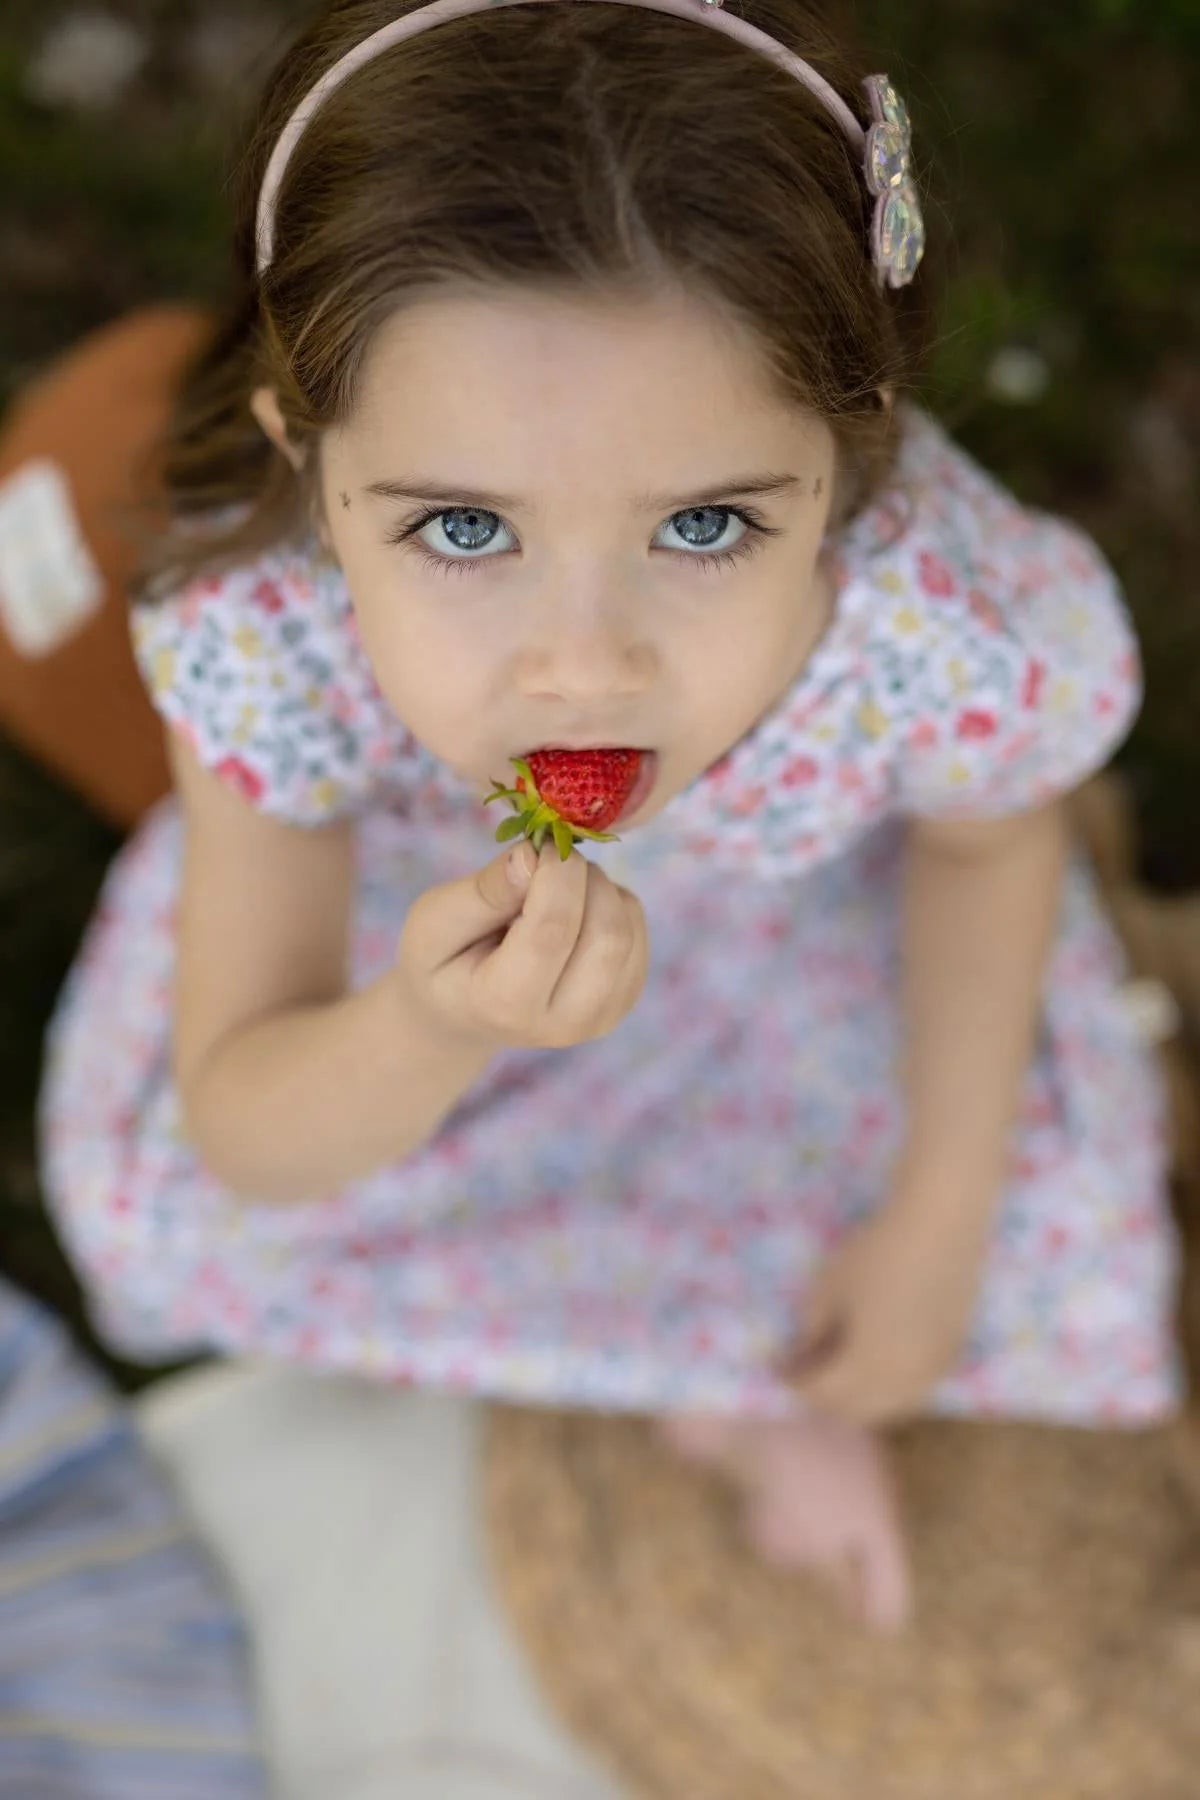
[255,0,925,289]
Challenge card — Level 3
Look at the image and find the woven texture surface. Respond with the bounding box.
[483,1405,1200,1799]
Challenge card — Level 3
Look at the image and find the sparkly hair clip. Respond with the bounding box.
[256,0,926,291]
[861,72,925,290]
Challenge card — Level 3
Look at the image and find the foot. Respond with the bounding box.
[660,1410,912,1634]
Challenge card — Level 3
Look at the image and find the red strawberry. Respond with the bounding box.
[484,748,644,860]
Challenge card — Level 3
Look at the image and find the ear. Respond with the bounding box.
[250,386,306,472]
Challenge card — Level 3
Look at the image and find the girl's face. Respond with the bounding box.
[317,285,839,825]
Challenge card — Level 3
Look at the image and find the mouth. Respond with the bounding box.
[512,745,660,827]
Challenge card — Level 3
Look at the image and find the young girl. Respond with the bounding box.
[39,0,1184,1636]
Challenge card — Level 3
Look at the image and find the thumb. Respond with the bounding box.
[495,840,538,896]
[468,840,538,931]
[410,841,538,970]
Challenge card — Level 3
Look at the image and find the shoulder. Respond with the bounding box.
[838,403,1130,651]
[831,405,1141,817]
[132,538,419,824]
[133,536,345,682]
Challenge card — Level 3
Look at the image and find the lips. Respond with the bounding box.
[533,742,643,753]
[615,749,658,821]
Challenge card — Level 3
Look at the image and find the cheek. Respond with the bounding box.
[690,575,813,717]
[350,595,489,743]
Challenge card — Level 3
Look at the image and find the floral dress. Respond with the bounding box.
[38,404,1185,1424]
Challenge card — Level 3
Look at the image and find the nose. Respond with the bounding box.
[517,590,655,707]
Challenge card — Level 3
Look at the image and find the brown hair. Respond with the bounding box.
[139,0,940,599]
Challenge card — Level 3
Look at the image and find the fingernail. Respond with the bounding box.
[507,844,535,885]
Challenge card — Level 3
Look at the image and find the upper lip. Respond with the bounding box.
[524,741,651,752]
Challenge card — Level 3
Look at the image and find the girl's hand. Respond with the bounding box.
[396,840,650,1054]
[779,1182,993,1427]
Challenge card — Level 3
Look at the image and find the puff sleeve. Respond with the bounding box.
[130,545,415,826]
[887,452,1142,821]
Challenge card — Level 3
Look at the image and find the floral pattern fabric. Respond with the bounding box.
[38,404,1185,1424]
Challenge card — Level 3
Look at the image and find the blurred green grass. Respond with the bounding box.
[1,0,1197,1377]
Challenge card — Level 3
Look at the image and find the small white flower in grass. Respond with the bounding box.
[25,10,149,112]
[985,345,1051,405]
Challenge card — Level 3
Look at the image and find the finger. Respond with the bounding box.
[545,863,638,1024]
[778,1313,846,1382]
[410,844,537,972]
[484,841,589,1012]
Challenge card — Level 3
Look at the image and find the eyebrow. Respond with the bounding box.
[362,472,804,512]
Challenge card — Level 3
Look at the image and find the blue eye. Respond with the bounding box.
[390,506,511,574]
[386,503,781,580]
[662,507,744,554]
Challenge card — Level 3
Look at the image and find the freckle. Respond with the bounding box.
[340,491,351,510]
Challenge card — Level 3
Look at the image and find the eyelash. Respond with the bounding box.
[385,504,779,580]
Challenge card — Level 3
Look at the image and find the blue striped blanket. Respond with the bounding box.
[0,1277,266,1797]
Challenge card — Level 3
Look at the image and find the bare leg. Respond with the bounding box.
[660,1411,912,1634]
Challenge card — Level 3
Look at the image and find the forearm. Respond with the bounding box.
[894,801,1070,1218]
[181,967,496,1204]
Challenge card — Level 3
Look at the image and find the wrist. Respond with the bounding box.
[887,1140,1007,1232]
